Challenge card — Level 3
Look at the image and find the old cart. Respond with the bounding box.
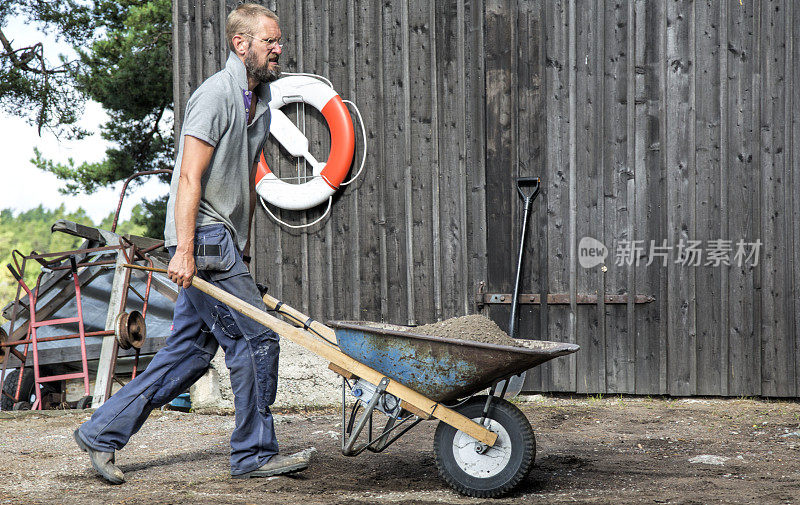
[126,264,579,498]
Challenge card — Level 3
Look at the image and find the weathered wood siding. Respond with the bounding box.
[174,0,800,397]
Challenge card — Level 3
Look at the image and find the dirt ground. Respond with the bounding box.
[1,395,799,505]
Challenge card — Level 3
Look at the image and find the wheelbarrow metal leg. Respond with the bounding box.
[342,377,389,455]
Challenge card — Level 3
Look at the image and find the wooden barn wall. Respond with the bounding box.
[173,0,800,397]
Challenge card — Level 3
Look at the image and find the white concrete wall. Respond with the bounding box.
[190,337,341,410]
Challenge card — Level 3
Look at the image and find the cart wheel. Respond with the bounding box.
[433,396,535,498]
[12,401,31,411]
[1,368,35,411]
[76,396,93,410]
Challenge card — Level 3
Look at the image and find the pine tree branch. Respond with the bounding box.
[0,28,71,74]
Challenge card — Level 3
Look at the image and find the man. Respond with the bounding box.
[74,3,310,483]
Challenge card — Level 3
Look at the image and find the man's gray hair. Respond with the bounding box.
[226,3,279,51]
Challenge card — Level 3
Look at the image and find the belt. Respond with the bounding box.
[195,244,222,257]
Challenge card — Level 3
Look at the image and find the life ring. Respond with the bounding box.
[255,75,355,211]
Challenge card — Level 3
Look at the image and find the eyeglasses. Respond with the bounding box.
[241,33,284,50]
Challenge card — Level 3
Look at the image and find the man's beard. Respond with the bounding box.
[245,47,281,83]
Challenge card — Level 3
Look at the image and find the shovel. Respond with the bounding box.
[495,177,541,397]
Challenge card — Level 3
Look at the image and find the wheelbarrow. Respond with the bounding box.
[124,264,579,498]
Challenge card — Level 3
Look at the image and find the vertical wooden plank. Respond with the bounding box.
[465,0,488,322]
[346,0,361,320]
[541,0,575,392]
[555,0,576,392]
[172,0,182,143]
[485,0,514,334]
[727,0,759,396]
[326,0,360,320]
[624,0,637,394]
[199,3,218,79]
[718,0,730,397]
[381,0,410,325]
[571,0,604,394]
[219,2,231,67]
[407,0,436,323]
[173,0,197,144]
[517,0,547,390]
[602,0,633,394]
[759,0,793,396]
[456,0,473,317]
[296,0,311,314]
[791,0,800,397]
[435,0,463,321]
[192,2,204,84]
[376,2,390,322]
[694,0,724,395]
[352,0,385,322]
[657,0,669,394]
[633,0,667,395]
[751,0,763,397]
[400,0,416,325]
[427,0,442,323]
[563,0,577,393]
[665,0,696,396]
[592,0,606,393]
[322,1,336,322]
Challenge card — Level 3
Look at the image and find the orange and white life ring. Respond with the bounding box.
[255,75,355,211]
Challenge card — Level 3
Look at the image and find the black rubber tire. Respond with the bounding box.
[433,396,535,498]
[2,368,35,411]
[12,401,31,411]
[76,395,93,410]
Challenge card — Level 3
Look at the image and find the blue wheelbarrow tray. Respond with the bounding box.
[328,321,580,403]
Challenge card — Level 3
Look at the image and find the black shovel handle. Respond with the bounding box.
[508,176,541,340]
[517,177,541,201]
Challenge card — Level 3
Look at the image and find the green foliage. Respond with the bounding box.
[53,0,175,188]
[0,205,146,315]
[131,194,168,240]
[1,0,172,231]
[1,1,96,137]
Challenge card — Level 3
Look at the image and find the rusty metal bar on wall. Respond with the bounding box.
[476,293,655,307]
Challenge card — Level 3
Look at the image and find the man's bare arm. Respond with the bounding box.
[168,136,215,288]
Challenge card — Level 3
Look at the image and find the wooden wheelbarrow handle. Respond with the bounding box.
[123,264,498,447]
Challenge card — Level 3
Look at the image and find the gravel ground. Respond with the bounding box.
[1,395,799,504]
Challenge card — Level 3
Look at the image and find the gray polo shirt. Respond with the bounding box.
[164,52,271,251]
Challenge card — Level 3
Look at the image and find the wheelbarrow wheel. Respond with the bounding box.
[433,396,535,498]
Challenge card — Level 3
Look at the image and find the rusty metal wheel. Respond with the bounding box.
[115,311,146,350]
[115,312,132,349]
[126,310,146,349]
